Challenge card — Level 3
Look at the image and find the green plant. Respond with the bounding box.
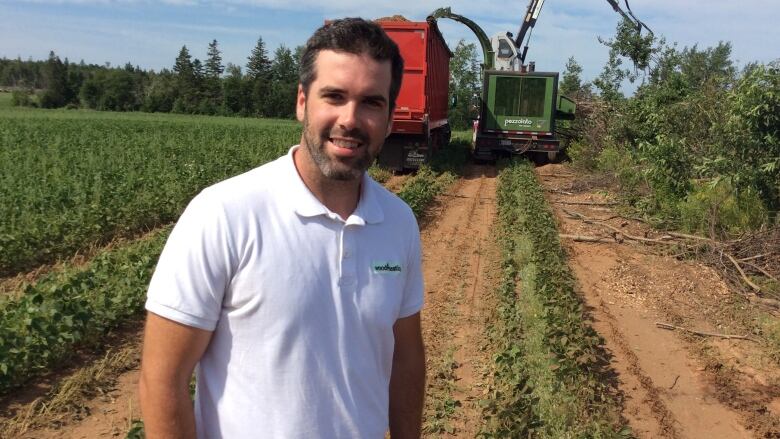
[678,179,768,238]
[0,229,168,394]
[480,160,628,438]
[126,420,145,439]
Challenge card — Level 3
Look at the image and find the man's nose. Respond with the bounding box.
[336,101,360,131]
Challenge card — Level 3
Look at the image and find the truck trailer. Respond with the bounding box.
[376,18,452,171]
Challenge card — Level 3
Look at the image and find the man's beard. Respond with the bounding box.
[302,113,374,181]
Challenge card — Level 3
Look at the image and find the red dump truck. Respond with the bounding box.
[375,18,452,170]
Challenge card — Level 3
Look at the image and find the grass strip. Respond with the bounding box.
[481,160,628,438]
[0,228,169,395]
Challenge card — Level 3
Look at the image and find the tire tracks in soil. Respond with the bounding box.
[537,163,761,439]
[419,164,498,437]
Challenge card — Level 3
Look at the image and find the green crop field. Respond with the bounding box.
[0,93,12,108]
[0,106,301,275]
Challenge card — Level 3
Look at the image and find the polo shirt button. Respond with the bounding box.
[343,249,351,258]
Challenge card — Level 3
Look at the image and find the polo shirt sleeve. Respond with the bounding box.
[399,222,424,318]
[145,189,235,331]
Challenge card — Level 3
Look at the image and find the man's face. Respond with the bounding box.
[296,49,393,181]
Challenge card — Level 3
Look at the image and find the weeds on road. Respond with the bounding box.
[481,160,629,438]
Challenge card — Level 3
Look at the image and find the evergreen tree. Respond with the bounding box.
[264,45,298,117]
[202,40,225,114]
[172,45,201,113]
[247,37,271,80]
[39,51,73,108]
[246,37,273,115]
[205,39,224,78]
[173,46,194,79]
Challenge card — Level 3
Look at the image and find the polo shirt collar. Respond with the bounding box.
[285,146,384,225]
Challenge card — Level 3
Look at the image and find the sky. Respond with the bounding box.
[1,0,778,92]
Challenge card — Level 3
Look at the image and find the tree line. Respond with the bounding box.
[0,38,300,118]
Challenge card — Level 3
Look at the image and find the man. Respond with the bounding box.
[139,18,426,439]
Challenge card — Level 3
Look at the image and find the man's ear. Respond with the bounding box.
[296,84,306,122]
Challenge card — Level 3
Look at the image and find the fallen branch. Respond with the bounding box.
[546,189,574,195]
[668,375,680,390]
[563,209,682,246]
[738,253,770,262]
[537,173,574,178]
[655,322,757,342]
[725,252,762,292]
[742,261,779,283]
[555,200,618,206]
[665,231,714,242]
[559,234,613,243]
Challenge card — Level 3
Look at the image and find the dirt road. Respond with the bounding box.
[538,163,780,439]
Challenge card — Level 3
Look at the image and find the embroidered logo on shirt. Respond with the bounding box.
[372,261,402,274]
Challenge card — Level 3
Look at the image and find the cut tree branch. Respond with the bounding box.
[559,234,613,243]
[655,322,757,342]
[725,252,762,292]
[555,200,618,206]
[563,209,682,245]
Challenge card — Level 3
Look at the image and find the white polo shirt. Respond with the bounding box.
[145,146,424,439]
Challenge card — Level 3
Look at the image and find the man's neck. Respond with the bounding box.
[293,147,362,221]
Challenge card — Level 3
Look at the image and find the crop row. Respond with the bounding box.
[0,109,301,275]
[0,229,168,394]
[480,160,628,438]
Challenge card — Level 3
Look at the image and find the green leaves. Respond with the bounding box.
[481,161,628,437]
[0,229,168,395]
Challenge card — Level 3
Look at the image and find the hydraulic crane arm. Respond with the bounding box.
[606,0,653,34]
[428,7,495,70]
[430,1,652,72]
[515,0,545,50]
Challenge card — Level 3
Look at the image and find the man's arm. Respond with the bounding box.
[139,312,212,439]
[389,312,426,439]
